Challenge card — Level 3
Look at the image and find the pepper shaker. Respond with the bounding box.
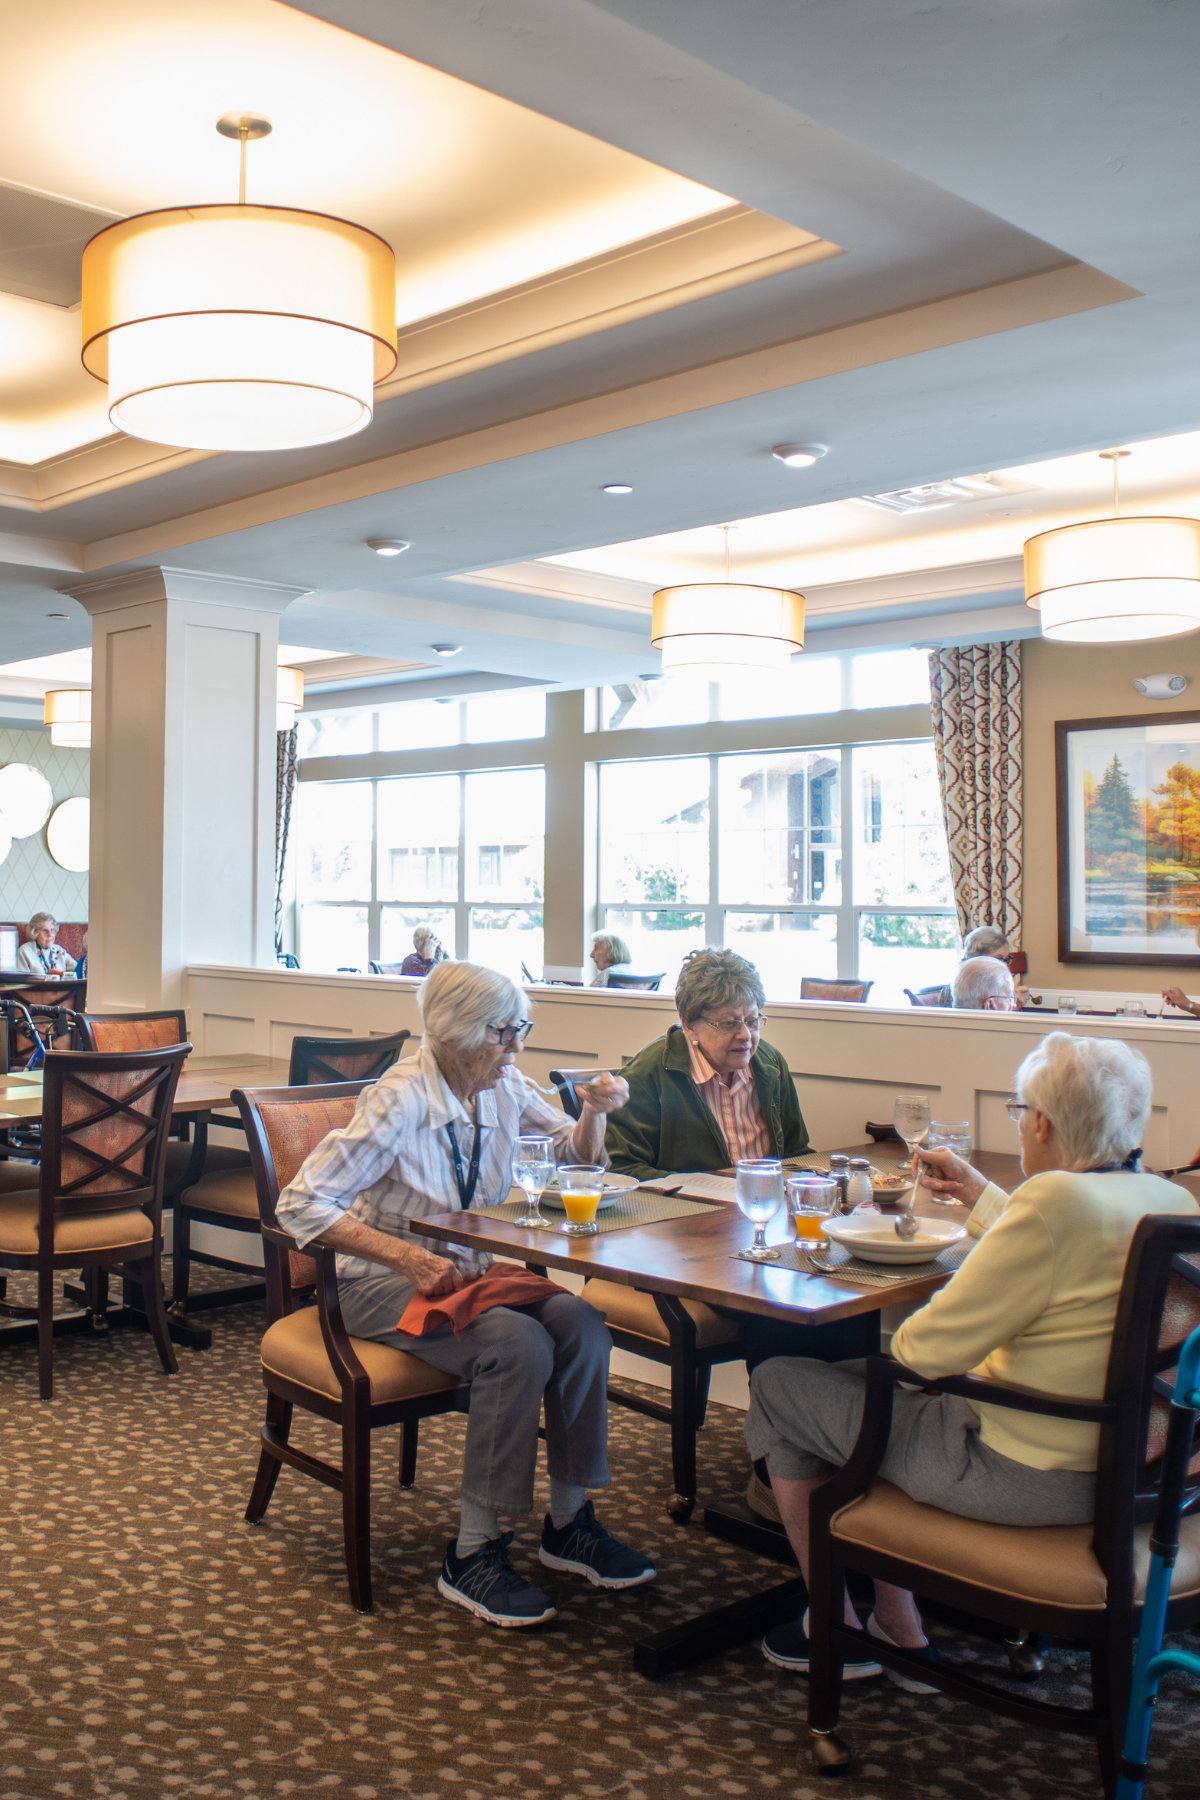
[827,1153,850,1213]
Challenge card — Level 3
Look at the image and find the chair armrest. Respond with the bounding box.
[261,1222,371,1393]
[885,1357,1116,1424]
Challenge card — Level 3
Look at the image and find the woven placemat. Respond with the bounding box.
[472,1190,715,1235]
[732,1236,973,1287]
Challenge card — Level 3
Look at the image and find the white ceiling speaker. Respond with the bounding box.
[80,115,397,453]
[367,539,410,556]
[1132,673,1189,698]
[0,763,53,838]
[47,796,90,872]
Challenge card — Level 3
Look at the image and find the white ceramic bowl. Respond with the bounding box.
[538,1173,639,1213]
[824,1213,967,1264]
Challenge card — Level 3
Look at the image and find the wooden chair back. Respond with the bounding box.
[604,972,664,991]
[37,1044,191,1238]
[550,1068,624,1121]
[233,1081,370,1319]
[79,1010,189,1052]
[800,978,874,1003]
[904,984,952,1007]
[287,1030,410,1086]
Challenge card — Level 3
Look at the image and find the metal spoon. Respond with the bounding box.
[894,1209,921,1239]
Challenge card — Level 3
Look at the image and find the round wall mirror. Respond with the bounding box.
[47,796,90,872]
[0,763,53,838]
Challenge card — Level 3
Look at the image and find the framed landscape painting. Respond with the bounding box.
[1056,711,1200,964]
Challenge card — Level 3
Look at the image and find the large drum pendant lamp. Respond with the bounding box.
[651,526,805,678]
[1024,450,1200,642]
[80,115,397,453]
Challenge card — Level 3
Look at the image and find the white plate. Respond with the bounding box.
[538,1173,639,1213]
[824,1213,967,1264]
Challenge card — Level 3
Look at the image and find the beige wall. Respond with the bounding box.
[0,727,89,927]
[1021,637,1200,995]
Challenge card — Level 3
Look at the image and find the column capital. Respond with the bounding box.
[61,565,311,618]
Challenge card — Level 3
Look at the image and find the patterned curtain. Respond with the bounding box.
[928,642,1023,948]
[274,726,298,958]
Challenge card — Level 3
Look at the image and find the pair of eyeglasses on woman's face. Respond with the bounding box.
[486,1020,534,1049]
[1005,1097,1029,1122]
[700,1012,765,1037]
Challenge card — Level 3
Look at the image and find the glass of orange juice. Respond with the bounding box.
[557,1164,606,1236]
[785,1176,836,1251]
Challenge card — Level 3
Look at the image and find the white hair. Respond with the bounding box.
[952,956,1014,1009]
[418,960,527,1051]
[963,925,1010,960]
[1015,1031,1151,1171]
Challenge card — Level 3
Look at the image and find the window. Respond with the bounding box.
[297,689,547,760]
[597,649,931,732]
[294,780,374,971]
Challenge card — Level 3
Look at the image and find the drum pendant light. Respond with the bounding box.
[651,526,805,678]
[43,689,91,748]
[1025,451,1200,643]
[80,115,397,453]
[276,666,304,731]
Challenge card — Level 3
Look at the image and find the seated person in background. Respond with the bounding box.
[275,960,654,1629]
[961,924,1031,1006]
[1161,983,1200,1017]
[952,954,1016,1011]
[745,1032,1197,1684]
[17,912,75,976]
[74,931,87,982]
[607,949,866,1380]
[399,926,447,977]
[589,930,632,986]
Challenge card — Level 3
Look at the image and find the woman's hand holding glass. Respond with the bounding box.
[914,1145,987,1209]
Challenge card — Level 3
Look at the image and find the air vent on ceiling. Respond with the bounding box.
[853,472,1040,515]
[0,181,121,308]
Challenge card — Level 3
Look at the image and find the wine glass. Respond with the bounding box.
[924,1119,971,1207]
[893,1092,931,1180]
[512,1135,555,1229]
[736,1158,784,1261]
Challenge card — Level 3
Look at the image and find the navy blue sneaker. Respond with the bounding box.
[437,1533,557,1628]
[762,1609,882,1678]
[538,1501,656,1588]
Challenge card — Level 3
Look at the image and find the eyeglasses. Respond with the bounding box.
[1005,1098,1030,1122]
[700,1013,766,1035]
[488,1020,534,1049]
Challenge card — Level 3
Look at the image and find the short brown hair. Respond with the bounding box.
[675,948,765,1026]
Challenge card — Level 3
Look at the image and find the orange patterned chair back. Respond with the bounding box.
[40,1045,191,1226]
[80,1011,188,1053]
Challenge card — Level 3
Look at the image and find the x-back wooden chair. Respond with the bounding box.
[233,1080,469,1611]
[170,1028,411,1315]
[806,1214,1200,1795]
[0,1043,190,1398]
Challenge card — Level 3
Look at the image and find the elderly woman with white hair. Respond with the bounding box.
[399,924,446,977]
[745,1031,1197,1687]
[275,960,653,1629]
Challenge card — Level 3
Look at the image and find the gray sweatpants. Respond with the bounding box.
[745,1357,1095,1526]
[339,1269,612,1514]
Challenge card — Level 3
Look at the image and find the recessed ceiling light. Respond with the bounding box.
[47,612,68,619]
[771,443,828,468]
[431,644,463,657]
[367,538,410,556]
[602,483,633,495]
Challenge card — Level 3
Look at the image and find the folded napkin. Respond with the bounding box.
[397,1269,562,1339]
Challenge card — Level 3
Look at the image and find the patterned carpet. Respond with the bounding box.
[0,1273,1197,1800]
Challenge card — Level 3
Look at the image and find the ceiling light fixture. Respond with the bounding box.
[80,114,397,453]
[651,524,805,679]
[367,538,410,556]
[772,443,827,468]
[431,644,463,657]
[277,666,304,731]
[43,689,91,748]
[1025,450,1200,642]
[602,483,633,495]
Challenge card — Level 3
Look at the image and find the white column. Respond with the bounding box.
[64,566,308,1012]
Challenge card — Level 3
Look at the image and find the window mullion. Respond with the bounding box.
[457,770,467,959]
[838,745,856,980]
[708,752,720,946]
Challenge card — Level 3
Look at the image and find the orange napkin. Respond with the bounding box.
[397,1269,562,1339]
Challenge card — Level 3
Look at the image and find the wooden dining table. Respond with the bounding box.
[412,1139,1024,1677]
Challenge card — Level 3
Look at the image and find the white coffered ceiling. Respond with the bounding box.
[0,0,1197,701]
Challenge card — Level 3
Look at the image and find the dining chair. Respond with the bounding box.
[805,1214,1200,1796]
[0,1042,190,1398]
[604,972,665,991]
[904,983,953,1007]
[799,978,874,1003]
[170,1028,410,1315]
[233,1080,470,1611]
[549,1064,744,1521]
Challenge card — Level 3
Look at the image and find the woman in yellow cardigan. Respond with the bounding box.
[744,1031,1198,1686]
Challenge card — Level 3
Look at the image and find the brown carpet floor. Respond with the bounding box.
[0,1273,1197,1800]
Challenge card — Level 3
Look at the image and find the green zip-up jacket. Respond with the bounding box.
[604,1025,809,1180]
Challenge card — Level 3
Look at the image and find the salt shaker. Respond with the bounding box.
[846,1157,874,1212]
[827,1153,850,1213]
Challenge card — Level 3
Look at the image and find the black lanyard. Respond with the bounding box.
[1086,1151,1143,1173]
[446,1120,483,1210]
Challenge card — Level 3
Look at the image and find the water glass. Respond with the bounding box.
[1058,994,1077,1016]
[925,1119,971,1207]
[894,1093,931,1164]
[785,1175,836,1250]
[557,1163,605,1236]
[735,1158,784,1261]
[512,1135,555,1229]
